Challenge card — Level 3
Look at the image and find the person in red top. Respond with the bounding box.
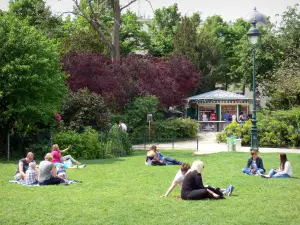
[51,144,80,168]
[210,111,216,121]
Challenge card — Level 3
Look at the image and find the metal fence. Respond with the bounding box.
[131,137,200,151]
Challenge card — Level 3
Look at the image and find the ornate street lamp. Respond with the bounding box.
[247,20,261,151]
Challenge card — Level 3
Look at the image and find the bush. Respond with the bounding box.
[53,127,132,159]
[217,109,300,148]
[61,89,109,132]
[125,96,163,130]
[131,118,199,141]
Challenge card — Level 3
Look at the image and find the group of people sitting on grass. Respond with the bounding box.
[13,144,85,185]
[242,150,293,178]
[145,145,234,200]
[144,145,293,201]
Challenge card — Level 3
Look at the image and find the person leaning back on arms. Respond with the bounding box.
[14,152,37,181]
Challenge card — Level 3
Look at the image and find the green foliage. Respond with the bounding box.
[9,0,65,39]
[0,13,67,132]
[62,28,109,56]
[125,96,162,130]
[217,109,300,147]
[120,11,150,56]
[54,127,101,159]
[217,120,251,145]
[109,114,125,124]
[54,126,132,159]
[148,4,181,57]
[61,89,109,131]
[132,118,199,141]
[262,5,300,109]
[173,15,228,92]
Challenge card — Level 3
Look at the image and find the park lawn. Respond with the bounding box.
[0,151,300,225]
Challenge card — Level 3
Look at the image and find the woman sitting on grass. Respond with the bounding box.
[51,144,82,168]
[162,161,234,198]
[262,153,292,178]
[181,161,233,200]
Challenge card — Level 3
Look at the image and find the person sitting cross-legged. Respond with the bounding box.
[39,153,65,185]
[242,150,265,175]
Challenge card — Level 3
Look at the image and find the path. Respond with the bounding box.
[133,132,300,155]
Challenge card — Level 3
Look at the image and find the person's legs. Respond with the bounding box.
[268,169,277,177]
[242,168,251,175]
[163,156,182,165]
[187,189,210,200]
[40,177,64,185]
[206,185,225,198]
[61,155,79,164]
[272,173,290,178]
[256,169,265,174]
[14,173,22,181]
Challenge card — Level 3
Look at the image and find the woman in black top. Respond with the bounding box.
[181,161,223,200]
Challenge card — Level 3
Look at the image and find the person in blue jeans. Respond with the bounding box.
[262,153,292,178]
[151,145,182,165]
[242,150,265,175]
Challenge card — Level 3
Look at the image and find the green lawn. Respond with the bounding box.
[1,151,300,225]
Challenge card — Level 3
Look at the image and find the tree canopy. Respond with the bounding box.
[0,13,67,133]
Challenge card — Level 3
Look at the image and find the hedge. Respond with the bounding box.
[217,109,300,147]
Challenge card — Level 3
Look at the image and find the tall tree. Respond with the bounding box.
[148,3,181,57]
[0,14,67,155]
[174,15,225,93]
[9,0,65,39]
[68,0,152,61]
[261,4,300,109]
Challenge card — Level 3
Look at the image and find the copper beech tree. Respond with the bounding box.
[63,52,201,112]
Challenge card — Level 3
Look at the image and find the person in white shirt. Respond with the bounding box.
[161,163,191,197]
[231,114,237,122]
[161,162,234,197]
[119,120,127,132]
[262,153,292,178]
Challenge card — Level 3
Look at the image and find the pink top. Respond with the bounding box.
[51,150,62,164]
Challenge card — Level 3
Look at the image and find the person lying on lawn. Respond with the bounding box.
[150,145,182,166]
[242,150,265,175]
[162,162,234,198]
[181,161,234,200]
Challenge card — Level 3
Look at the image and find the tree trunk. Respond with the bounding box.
[112,0,121,62]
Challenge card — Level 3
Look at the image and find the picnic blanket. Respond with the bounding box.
[9,179,82,186]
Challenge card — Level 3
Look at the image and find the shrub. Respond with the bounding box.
[217,109,300,147]
[54,127,101,159]
[54,127,132,159]
[61,89,109,132]
[131,118,199,141]
[125,96,163,130]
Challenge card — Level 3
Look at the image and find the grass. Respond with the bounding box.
[1,150,300,225]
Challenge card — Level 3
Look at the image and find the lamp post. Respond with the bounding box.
[247,20,260,151]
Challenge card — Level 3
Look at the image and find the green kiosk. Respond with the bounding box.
[186,89,251,132]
